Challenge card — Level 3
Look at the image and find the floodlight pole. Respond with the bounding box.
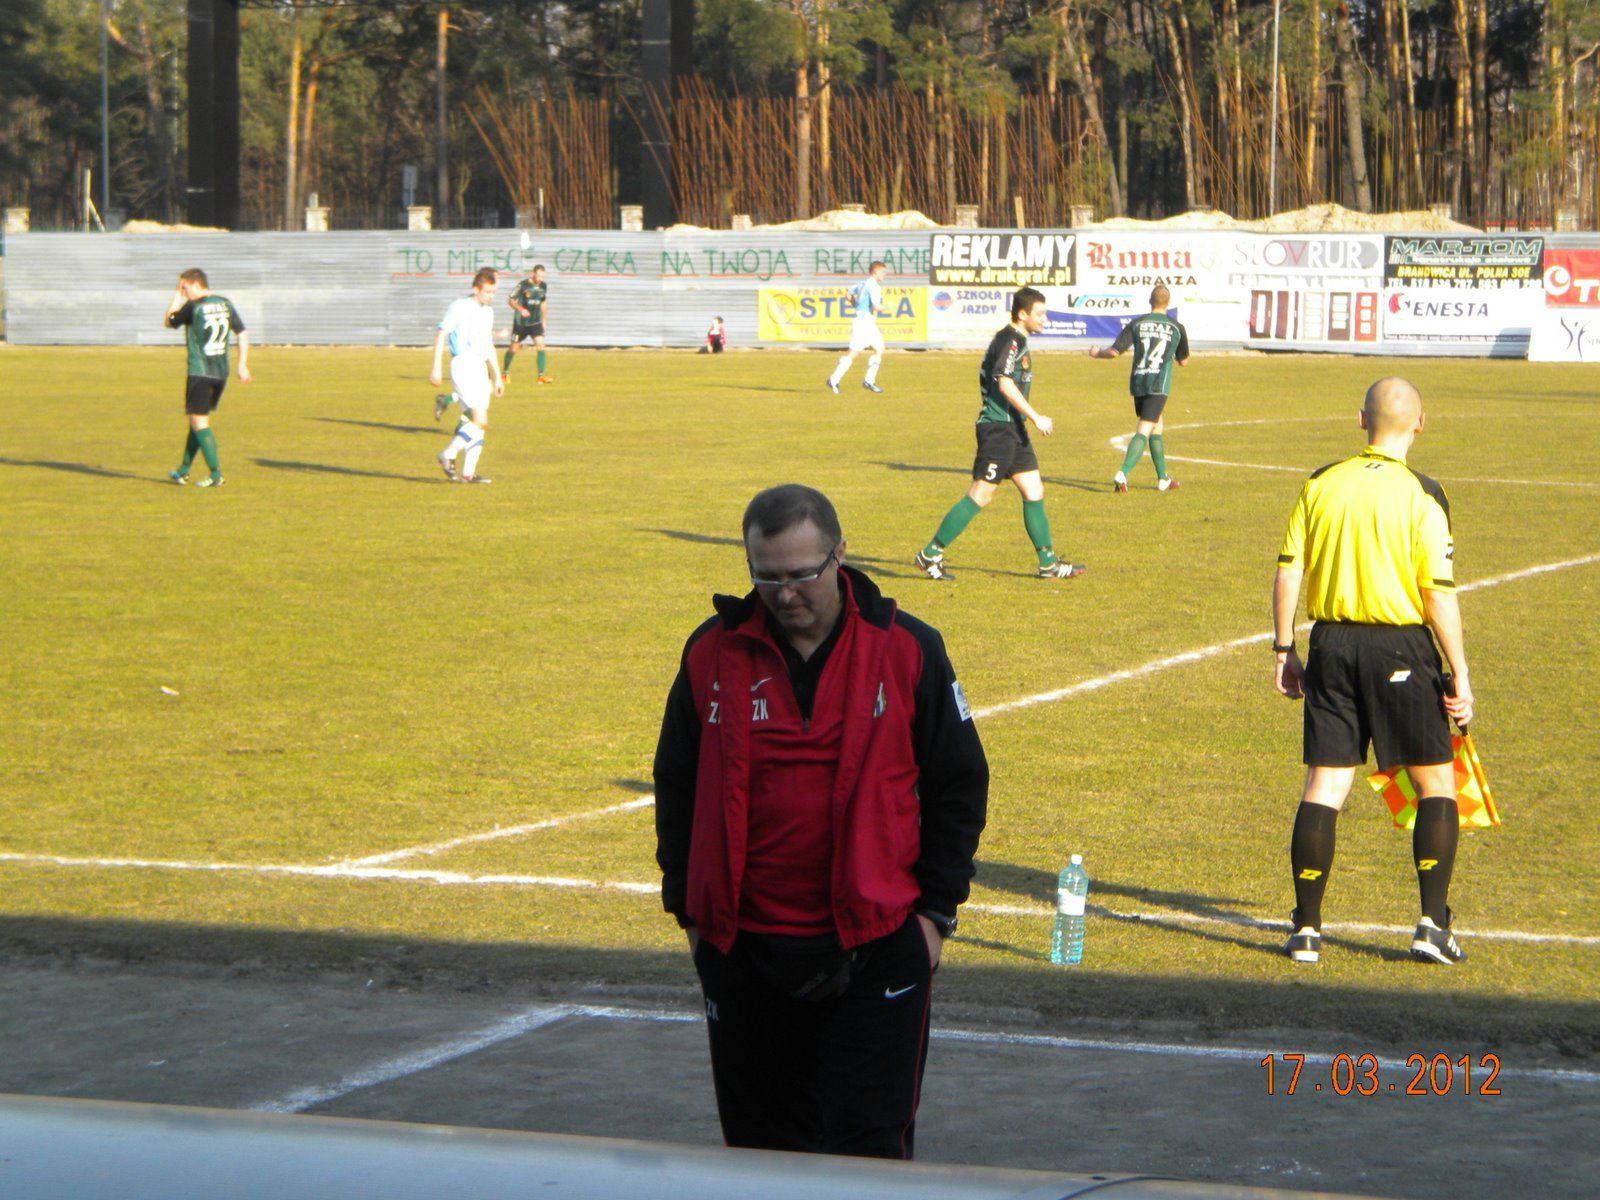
[100,0,110,224]
[436,6,449,229]
[1267,0,1282,216]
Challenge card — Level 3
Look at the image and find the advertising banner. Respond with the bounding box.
[925,285,1167,344]
[1528,310,1600,363]
[1542,248,1600,307]
[929,233,1076,287]
[1233,235,1383,348]
[1247,290,1380,344]
[1381,288,1543,350]
[756,285,927,343]
[926,287,1013,341]
[1071,231,1240,342]
[1383,236,1544,287]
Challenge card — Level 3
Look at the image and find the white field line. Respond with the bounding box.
[973,550,1600,720]
[0,851,658,894]
[254,1002,1600,1100]
[3,551,1597,947]
[1107,419,1599,488]
[341,796,656,868]
[964,901,1600,946]
[252,1003,580,1112]
[1,850,1593,947]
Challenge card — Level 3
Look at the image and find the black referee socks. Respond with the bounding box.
[1413,796,1460,927]
[1290,801,1339,930]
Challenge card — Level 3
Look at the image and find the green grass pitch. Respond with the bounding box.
[2,345,1596,1053]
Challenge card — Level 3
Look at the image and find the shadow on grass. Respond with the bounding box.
[643,529,918,580]
[871,460,1108,494]
[975,858,1403,963]
[612,778,654,795]
[253,458,434,485]
[0,914,1591,1054]
[0,457,165,485]
[311,418,439,436]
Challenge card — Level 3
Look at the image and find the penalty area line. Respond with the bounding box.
[340,796,656,868]
[257,1002,1600,1100]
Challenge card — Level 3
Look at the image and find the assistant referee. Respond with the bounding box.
[1271,377,1475,966]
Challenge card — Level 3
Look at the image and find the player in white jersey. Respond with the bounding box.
[827,260,889,394]
[430,268,504,483]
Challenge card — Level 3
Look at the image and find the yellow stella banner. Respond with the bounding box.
[1367,732,1500,830]
[757,286,928,343]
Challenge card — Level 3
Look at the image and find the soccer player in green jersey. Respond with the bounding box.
[502,264,551,384]
[1090,284,1190,493]
[915,288,1085,581]
[163,268,250,487]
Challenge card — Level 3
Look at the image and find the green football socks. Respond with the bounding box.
[1022,499,1056,566]
[927,497,982,555]
[1120,432,1149,476]
[195,428,220,477]
[179,430,200,473]
[536,349,547,374]
[1149,434,1168,480]
[502,349,515,372]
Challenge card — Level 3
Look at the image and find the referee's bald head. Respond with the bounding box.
[1362,377,1422,438]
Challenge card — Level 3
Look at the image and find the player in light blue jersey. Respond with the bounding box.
[827,261,889,394]
[430,268,504,483]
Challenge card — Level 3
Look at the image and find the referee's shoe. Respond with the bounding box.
[1411,913,1465,965]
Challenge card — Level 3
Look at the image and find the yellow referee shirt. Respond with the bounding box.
[1277,447,1456,626]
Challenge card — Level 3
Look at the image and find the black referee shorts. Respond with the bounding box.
[1303,622,1453,773]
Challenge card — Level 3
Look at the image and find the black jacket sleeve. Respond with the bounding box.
[900,614,988,917]
[652,618,715,921]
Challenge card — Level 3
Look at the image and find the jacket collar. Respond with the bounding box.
[711,564,894,634]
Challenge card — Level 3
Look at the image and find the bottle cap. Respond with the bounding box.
[1069,853,1083,865]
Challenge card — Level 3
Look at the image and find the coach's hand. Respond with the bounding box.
[1275,649,1304,700]
[916,913,944,970]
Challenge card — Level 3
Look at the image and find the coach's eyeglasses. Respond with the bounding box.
[748,544,839,588]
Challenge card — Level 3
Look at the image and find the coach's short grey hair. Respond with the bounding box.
[742,484,842,545]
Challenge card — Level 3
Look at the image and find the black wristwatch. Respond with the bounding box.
[917,909,958,938]
[1272,641,1296,655]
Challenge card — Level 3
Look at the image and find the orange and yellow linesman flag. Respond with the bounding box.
[1367,732,1500,830]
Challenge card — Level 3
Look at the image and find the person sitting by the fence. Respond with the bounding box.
[704,316,727,354]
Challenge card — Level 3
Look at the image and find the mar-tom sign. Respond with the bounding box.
[1383,236,1544,287]
[930,233,1075,287]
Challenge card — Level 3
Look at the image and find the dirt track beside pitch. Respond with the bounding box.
[3,955,1596,1200]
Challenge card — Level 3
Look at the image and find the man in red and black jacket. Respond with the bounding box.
[654,483,988,1161]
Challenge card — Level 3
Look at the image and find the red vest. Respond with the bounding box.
[681,578,927,952]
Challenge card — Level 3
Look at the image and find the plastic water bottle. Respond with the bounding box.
[1050,854,1089,965]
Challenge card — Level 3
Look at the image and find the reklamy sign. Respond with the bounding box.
[930,234,1075,287]
[1383,236,1544,287]
[1543,248,1600,306]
